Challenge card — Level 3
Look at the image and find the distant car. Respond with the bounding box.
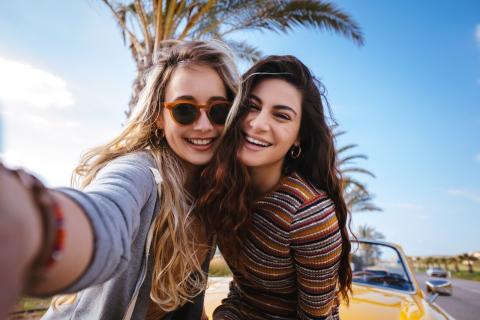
[426,279,453,296]
[427,267,449,278]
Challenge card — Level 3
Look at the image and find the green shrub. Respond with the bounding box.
[209,256,232,277]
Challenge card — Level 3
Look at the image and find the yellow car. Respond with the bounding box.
[205,239,454,319]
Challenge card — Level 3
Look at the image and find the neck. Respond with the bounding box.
[248,161,283,196]
[183,162,203,195]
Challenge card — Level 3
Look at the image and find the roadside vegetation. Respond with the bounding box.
[412,254,480,282]
[8,297,49,319]
[209,255,232,277]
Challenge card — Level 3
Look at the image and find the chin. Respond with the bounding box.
[238,155,263,168]
[184,156,213,167]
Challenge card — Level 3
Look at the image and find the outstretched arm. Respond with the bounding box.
[0,168,93,301]
[0,154,155,314]
[0,165,93,316]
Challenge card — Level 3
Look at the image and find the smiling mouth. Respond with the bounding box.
[185,137,216,146]
[244,134,272,147]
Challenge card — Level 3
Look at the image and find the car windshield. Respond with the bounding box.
[351,242,414,292]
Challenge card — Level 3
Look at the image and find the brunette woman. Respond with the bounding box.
[198,55,351,320]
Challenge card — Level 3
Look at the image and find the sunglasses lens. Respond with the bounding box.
[171,103,198,125]
[209,103,231,125]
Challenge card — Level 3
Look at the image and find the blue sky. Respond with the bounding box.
[0,1,478,256]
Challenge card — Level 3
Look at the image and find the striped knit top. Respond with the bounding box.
[214,173,342,320]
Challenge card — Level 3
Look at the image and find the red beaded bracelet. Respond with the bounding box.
[1,164,65,282]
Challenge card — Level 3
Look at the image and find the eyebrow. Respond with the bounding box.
[173,95,228,102]
[249,94,298,115]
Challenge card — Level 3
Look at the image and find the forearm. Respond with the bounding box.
[1,153,154,298]
[27,191,94,295]
[0,165,42,317]
[0,165,94,297]
[0,204,39,318]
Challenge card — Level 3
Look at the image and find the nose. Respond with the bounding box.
[192,109,214,132]
[248,110,270,132]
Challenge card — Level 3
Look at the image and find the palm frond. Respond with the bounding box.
[178,0,216,39]
[101,0,144,56]
[153,0,164,51]
[133,0,153,51]
[340,167,376,178]
[338,154,368,166]
[225,40,263,63]
[336,143,359,155]
[342,177,368,193]
[219,0,364,46]
[98,0,365,116]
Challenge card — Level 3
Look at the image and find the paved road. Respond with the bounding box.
[416,273,480,320]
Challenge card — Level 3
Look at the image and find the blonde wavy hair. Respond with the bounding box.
[55,40,240,312]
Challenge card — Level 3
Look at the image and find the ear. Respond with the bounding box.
[294,135,301,147]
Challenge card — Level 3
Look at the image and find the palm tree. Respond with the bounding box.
[336,131,380,213]
[459,253,478,273]
[432,257,442,268]
[425,257,435,269]
[439,256,449,272]
[356,224,385,241]
[447,256,459,272]
[100,0,364,115]
[419,257,428,270]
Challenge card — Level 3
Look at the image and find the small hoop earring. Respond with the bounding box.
[290,144,301,159]
[150,128,164,148]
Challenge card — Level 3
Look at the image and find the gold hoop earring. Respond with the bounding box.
[290,144,301,159]
[150,128,164,148]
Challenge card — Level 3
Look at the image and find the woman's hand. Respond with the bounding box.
[0,163,43,318]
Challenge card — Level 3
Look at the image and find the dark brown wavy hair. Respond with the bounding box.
[196,55,352,302]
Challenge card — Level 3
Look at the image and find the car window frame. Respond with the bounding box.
[351,240,417,295]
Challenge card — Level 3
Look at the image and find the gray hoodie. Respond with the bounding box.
[42,152,207,320]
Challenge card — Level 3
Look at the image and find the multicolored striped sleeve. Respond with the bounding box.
[290,194,342,320]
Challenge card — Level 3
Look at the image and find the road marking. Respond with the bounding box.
[458,286,480,295]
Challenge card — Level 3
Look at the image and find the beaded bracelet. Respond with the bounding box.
[0,163,65,283]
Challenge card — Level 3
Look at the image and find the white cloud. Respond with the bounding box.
[0,56,74,109]
[447,189,480,203]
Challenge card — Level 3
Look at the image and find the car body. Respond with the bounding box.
[341,240,454,319]
[426,279,453,295]
[426,267,449,278]
[205,239,455,319]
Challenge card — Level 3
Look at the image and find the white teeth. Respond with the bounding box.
[186,138,213,145]
[245,135,271,147]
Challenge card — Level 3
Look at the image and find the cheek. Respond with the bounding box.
[279,125,300,148]
[241,113,254,129]
[162,117,184,142]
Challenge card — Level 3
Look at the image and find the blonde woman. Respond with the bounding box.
[0,40,240,319]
